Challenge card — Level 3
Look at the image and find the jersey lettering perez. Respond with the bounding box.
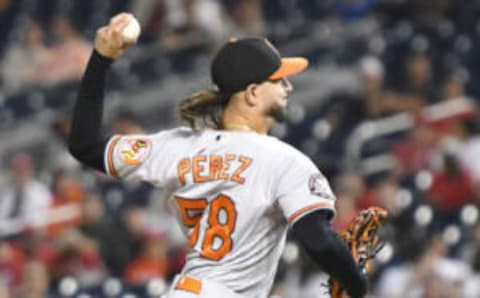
[104,127,336,297]
[177,154,252,185]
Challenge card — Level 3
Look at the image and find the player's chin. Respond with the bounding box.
[266,105,287,122]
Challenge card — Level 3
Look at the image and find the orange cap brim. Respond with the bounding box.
[269,57,309,80]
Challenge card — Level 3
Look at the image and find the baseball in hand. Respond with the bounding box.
[121,16,141,43]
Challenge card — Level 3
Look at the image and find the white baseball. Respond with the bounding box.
[121,16,141,42]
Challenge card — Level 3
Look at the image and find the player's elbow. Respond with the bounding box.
[67,139,106,171]
[68,141,90,164]
[292,210,335,252]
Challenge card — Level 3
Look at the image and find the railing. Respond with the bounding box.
[345,97,477,174]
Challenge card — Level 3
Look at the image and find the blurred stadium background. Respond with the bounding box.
[1,0,480,297]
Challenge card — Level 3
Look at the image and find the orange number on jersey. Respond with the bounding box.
[201,194,237,261]
[175,197,208,247]
[175,194,237,261]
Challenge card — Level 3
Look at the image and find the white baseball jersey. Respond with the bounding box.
[105,127,336,297]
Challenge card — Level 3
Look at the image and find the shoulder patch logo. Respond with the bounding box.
[308,173,335,200]
[119,138,151,165]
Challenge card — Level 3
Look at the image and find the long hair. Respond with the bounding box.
[179,89,231,130]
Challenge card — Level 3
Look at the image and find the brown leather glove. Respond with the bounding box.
[329,207,388,298]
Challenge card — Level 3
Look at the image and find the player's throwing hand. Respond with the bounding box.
[95,13,139,59]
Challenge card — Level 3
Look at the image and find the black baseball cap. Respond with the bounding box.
[211,37,308,93]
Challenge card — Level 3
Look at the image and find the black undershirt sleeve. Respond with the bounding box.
[68,50,114,172]
[292,209,367,298]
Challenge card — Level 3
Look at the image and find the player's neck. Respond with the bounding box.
[224,122,267,134]
[223,98,273,134]
[224,123,255,132]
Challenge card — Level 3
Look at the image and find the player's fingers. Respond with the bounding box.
[108,23,130,46]
[96,26,109,41]
[99,27,121,48]
[111,18,130,34]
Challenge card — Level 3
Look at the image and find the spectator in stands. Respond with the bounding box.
[427,139,476,224]
[392,121,438,176]
[331,172,363,230]
[333,170,384,210]
[316,56,420,169]
[38,16,91,85]
[442,70,468,101]
[50,229,105,287]
[124,229,169,285]
[14,260,51,298]
[17,230,56,269]
[94,206,148,276]
[111,107,145,135]
[153,0,234,53]
[358,56,421,116]
[0,153,52,231]
[0,21,47,93]
[463,248,480,297]
[427,70,477,140]
[332,191,357,231]
[0,240,25,291]
[363,176,399,211]
[79,192,107,241]
[222,0,266,38]
[400,52,439,105]
[376,233,470,298]
[78,192,125,274]
[47,170,85,237]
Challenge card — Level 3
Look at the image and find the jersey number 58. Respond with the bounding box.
[175,194,237,261]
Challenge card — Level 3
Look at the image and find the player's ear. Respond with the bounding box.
[244,83,259,106]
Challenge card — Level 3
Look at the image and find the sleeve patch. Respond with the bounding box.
[308,173,335,201]
[118,138,152,166]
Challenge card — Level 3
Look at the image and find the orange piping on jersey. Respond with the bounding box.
[219,154,235,180]
[193,155,208,183]
[231,156,252,184]
[209,155,223,180]
[175,276,202,294]
[107,135,121,177]
[288,201,334,224]
[177,158,191,185]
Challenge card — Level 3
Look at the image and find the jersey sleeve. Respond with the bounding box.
[275,151,336,225]
[104,131,171,186]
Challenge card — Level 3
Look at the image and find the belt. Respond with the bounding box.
[175,275,202,294]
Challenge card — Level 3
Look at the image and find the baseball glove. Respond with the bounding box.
[329,207,388,298]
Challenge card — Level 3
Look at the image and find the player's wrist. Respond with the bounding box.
[89,49,115,71]
[346,267,368,298]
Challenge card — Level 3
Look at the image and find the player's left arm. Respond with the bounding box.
[292,210,368,298]
[275,151,366,297]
